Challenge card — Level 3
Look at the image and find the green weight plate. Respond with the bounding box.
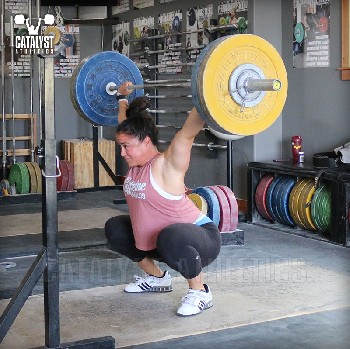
[311,185,323,232]
[294,22,305,43]
[8,163,30,194]
[24,162,38,193]
[237,17,247,33]
[319,186,332,233]
[17,28,29,36]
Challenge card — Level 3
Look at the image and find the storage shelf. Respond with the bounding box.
[247,161,350,246]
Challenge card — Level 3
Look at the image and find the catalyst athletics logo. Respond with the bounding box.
[14,14,55,55]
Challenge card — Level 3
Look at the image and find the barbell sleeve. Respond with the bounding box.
[245,79,282,92]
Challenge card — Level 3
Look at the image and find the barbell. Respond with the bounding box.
[70,34,288,137]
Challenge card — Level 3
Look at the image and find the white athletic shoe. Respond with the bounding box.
[124,271,173,293]
[177,284,213,317]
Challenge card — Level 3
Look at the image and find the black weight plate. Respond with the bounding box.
[265,176,283,222]
[278,177,297,226]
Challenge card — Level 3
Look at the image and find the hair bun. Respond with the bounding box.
[126,96,150,118]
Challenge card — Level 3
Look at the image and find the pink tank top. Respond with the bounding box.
[124,155,202,250]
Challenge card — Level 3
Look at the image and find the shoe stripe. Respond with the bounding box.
[139,282,151,291]
[198,300,205,310]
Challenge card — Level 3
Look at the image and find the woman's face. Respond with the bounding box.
[116,132,149,167]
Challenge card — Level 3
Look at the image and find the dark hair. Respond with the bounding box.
[116,97,158,146]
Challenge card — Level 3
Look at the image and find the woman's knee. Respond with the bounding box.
[104,215,133,246]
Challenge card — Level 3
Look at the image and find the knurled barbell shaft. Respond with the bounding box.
[108,81,191,92]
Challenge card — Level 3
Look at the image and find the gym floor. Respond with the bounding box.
[0,189,349,349]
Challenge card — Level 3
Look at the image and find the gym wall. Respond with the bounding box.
[12,0,348,199]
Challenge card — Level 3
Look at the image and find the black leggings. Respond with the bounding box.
[105,215,221,279]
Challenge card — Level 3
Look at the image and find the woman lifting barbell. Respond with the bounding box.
[104,81,221,317]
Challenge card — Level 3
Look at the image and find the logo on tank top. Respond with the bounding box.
[124,177,146,200]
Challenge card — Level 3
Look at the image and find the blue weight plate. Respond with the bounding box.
[172,16,181,32]
[192,186,220,227]
[71,51,144,126]
[191,36,228,133]
[272,176,288,225]
[265,176,283,222]
[62,33,75,48]
[274,176,289,225]
[278,177,297,226]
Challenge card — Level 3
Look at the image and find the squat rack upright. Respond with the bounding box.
[0,54,115,349]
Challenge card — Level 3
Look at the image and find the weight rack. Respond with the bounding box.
[247,161,350,246]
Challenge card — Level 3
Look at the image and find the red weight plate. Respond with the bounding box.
[216,185,239,231]
[208,186,231,232]
[57,160,69,191]
[255,174,274,221]
[63,160,75,191]
[319,17,328,33]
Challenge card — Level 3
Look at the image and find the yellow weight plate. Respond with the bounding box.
[289,179,308,229]
[24,162,37,193]
[304,184,317,231]
[188,193,208,215]
[44,26,61,45]
[296,180,312,230]
[201,34,288,135]
[31,161,42,194]
[298,180,316,232]
[134,27,140,39]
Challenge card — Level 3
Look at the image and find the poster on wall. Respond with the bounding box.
[133,0,154,9]
[186,5,213,63]
[111,0,129,15]
[5,0,28,14]
[158,10,183,74]
[217,0,248,34]
[132,16,155,67]
[48,24,80,78]
[293,0,330,68]
[112,22,130,57]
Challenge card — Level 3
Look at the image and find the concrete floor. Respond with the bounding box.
[0,189,350,349]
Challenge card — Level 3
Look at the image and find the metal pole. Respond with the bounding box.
[227,140,233,190]
[10,15,15,164]
[1,0,7,178]
[37,0,43,140]
[93,125,99,188]
[41,56,60,348]
[29,0,35,161]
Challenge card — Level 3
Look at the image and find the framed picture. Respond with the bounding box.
[342,0,350,80]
